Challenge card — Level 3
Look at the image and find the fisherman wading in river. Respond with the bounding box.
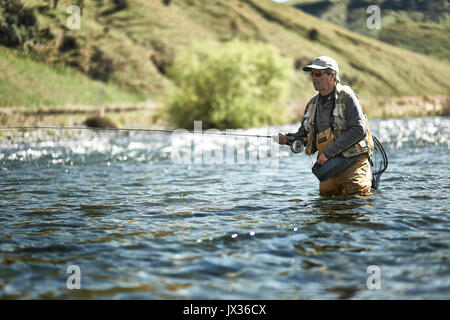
[275,56,374,196]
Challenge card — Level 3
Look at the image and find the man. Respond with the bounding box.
[275,56,373,196]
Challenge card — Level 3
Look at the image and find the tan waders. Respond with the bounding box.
[316,128,372,196]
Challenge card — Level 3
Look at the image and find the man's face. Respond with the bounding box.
[310,69,334,92]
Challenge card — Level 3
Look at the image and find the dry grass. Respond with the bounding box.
[0,101,166,128]
[361,95,450,119]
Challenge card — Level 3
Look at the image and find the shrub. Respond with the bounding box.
[308,28,319,41]
[165,40,293,129]
[150,41,174,75]
[88,47,115,82]
[294,56,310,70]
[0,0,39,47]
[113,0,128,10]
[58,35,78,52]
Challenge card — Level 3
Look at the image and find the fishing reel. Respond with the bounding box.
[286,138,305,154]
[273,133,305,153]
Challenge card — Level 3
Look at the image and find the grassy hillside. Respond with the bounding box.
[1,0,449,117]
[0,46,145,107]
[289,0,450,61]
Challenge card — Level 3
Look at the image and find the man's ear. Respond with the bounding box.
[330,72,335,82]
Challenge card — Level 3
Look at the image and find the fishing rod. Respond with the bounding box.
[0,125,273,138]
[0,126,305,153]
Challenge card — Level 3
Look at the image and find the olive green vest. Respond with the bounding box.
[303,83,373,158]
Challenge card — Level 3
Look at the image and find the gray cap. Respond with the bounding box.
[303,56,340,82]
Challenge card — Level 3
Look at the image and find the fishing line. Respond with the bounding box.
[0,126,273,139]
[0,126,308,152]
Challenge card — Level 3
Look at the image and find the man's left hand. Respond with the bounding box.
[317,153,328,165]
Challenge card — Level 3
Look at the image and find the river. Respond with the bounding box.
[0,116,449,299]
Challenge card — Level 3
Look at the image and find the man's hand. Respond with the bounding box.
[273,133,287,145]
[317,152,328,165]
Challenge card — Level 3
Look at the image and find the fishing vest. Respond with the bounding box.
[303,83,374,158]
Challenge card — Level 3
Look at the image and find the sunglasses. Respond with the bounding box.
[310,71,327,77]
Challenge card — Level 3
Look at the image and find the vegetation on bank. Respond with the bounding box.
[165,40,292,129]
[362,95,450,119]
[0,0,449,128]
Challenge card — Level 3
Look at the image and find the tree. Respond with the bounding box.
[165,40,293,129]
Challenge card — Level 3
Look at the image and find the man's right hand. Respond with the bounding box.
[273,133,288,145]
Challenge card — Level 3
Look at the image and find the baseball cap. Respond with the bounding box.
[303,56,340,82]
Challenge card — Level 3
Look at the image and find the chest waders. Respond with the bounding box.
[312,128,363,182]
[312,125,372,195]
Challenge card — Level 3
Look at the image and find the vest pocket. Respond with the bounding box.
[333,103,347,131]
[333,117,347,131]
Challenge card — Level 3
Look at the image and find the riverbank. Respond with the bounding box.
[362,95,450,119]
[0,100,164,127]
[1,95,448,143]
[0,101,166,144]
[284,95,449,122]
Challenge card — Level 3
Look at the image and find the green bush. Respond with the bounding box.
[0,0,39,47]
[88,47,116,82]
[165,40,293,129]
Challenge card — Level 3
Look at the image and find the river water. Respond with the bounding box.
[0,117,449,299]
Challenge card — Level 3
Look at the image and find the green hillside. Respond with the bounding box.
[289,0,450,61]
[1,0,449,115]
[0,46,144,107]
